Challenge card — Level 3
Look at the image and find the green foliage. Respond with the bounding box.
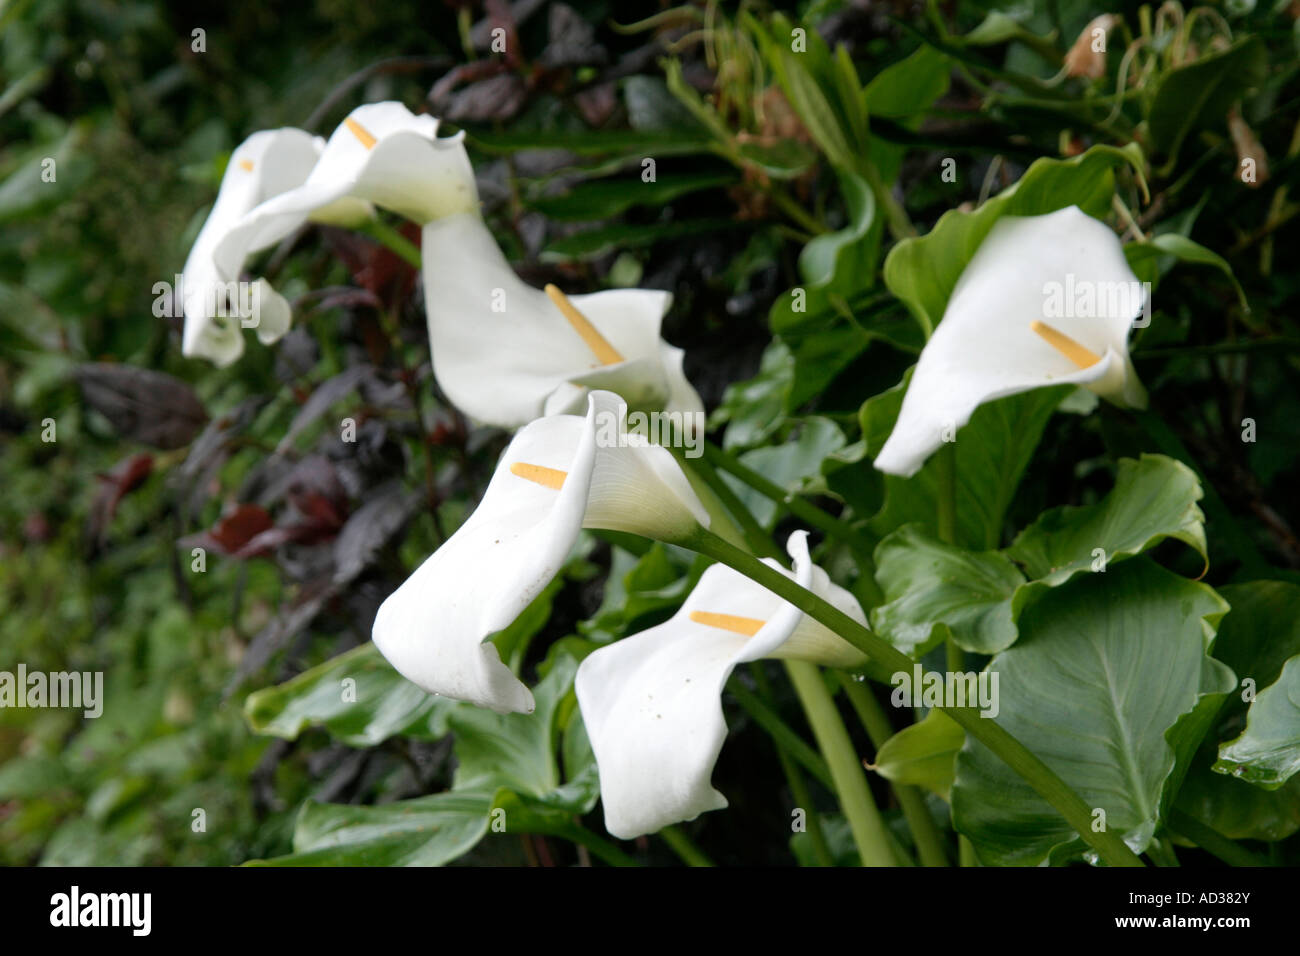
[5,0,1300,870]
[952,560,1232,866]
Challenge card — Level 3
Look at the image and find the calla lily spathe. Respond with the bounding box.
[422,213,704,429]
[180,102,477,366]
[874,206,1148,477]
[575,531,867,839]
[372,390,715,715]
[180,128,323,365]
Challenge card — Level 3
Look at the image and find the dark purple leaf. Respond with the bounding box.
[77,363,209,449]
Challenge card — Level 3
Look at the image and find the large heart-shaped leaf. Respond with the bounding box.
[952,560,1229,866]
[1007,453,1207,586]
[872,455,1208,655]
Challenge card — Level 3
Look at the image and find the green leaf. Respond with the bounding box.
[711,339,794,450]
[1007,454,1207,586]
[579,543,699,643]
[769,172,883,339]
[1214,655,1300,789]
[735,139,818,180]
[1124,233,1249,312]
[872,525,1025,656]
[527,171,736,221]
[952,560,1229,866]
[959,11,1060,62]
[449,652,581,797]
[870,386,1069,550]
[1175,759,1300,842]
[724,417,847,527]
[864,46,951,118]
[246,791,493,867]
[871,709,964,799]
[1147,38,1266,163]
[243,642,452,747]
[858,368,914,458]
[1212,581,1300,699]
[1169,581,1300,839]
[883,144,1146,336]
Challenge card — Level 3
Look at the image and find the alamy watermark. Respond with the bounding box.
[593,401,705,459]
[890,664,1000,718]
[0,665,103,718]
[151,274,265,326]
[1043,274,1151,327]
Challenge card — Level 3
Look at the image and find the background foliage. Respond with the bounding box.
[2,0,1299,865]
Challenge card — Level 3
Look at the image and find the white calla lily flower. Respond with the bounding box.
[875,206,1148,477]
[421,212,704,429]
[180,128,324,365]
[575,531,866,839]
[181,102,477,366]
[372,390,714,714]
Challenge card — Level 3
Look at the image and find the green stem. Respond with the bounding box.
[359,218,423,268]
[567,823,641,867]
[660,826,714,867]
[1166,810,1267,867]
[701,441,883,603]
[751,664,835,867]
[784,660,897,866]
[686,453,779,559]
[686,527,1146,868]
[728,679,834,790]
[861,159,917,240]
[840,675,951,867]
[768,184,828,236]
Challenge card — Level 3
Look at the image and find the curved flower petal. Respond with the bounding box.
[218,102,477,262]
[576,532,866,838]
[372,413,595,714]
[875,206,1148,477]
[372,391,711,713]
[181,128,323,365]
[421,212,703,428]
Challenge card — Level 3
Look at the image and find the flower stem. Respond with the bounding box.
[784,660,897,866]
[728,679,833,789]
[839,675,951,867]
[700,441,883,600]
[359,218,423,268]
[686,527,1146,868]
[749,663,835,867]
[660,826,714,867]
[566,823,641,867]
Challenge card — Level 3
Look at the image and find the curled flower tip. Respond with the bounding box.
[1065,14,1118,80]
